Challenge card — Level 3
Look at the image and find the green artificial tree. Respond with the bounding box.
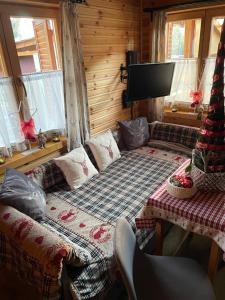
[191,18,225,190]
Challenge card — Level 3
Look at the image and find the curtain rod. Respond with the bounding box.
[70,0,87,4]
[143,0,219,13]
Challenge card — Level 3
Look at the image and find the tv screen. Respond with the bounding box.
[126,63,175,102]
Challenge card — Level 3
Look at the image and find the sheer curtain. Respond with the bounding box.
[61,0,90,150]
[22,71,65,133]
[0,78,25,156]
[165,59,198,104]
[149,11,166,122]
[200,57,216,105]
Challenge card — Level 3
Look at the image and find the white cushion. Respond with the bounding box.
[87,130,121,171]
[54,145,98,189]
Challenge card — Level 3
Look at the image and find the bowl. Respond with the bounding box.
[166,177,197,199]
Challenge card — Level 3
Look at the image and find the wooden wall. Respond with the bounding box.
[78,0,141,135]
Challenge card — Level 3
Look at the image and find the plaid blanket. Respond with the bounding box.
[44,149,182,299]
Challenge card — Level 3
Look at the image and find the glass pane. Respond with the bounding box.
[166,19,201,59]
[10,17,61,75]
[0,41,7,78]
[209,17,225,57]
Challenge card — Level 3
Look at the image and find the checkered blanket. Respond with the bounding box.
[44,150,181,299]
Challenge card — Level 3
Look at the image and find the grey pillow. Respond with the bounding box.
[0,168,46,221]
[119,117,150,150]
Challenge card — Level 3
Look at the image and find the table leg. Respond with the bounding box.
[208,240,220,282]
[155,220,163,256]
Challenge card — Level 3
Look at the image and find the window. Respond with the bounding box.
[166,19,201,59]
[165,8,225,108]
[0,4,65,153]
[0,39,24,152]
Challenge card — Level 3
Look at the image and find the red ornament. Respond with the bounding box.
[20,117,36,141]
[190,90,202,107]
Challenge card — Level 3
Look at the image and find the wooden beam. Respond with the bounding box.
[0,0,59,7]
[16,38,36,49]
[17,50,37,56]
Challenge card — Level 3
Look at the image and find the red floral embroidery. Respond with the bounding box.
[79,223,86,228]
[89,224,111,244]
[46,243,68,269]
[58,209,77,223]
[35,236,44,244]
[148,149,156,154]
[175,156,182,161]
[11,218,33,242]
[3,213,10,220]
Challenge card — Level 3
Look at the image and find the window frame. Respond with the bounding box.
[165,6,225,112]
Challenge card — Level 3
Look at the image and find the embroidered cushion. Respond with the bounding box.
[54,145,98,190]
[86,130,121,171]
[118,117,150,150]
[0,168,46,221]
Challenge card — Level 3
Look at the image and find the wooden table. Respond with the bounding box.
[136,160,225,281]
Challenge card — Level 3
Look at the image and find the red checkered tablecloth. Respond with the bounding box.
[136,160,225,254]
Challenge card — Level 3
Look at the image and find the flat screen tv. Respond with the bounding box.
[126,62,175,102]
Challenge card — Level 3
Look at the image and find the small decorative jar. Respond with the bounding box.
[166,174,197,199]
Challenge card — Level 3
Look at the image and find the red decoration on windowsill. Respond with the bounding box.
[190,90,202,108]
[21,117,36,141]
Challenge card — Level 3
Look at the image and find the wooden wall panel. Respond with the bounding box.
[78,0,141,135]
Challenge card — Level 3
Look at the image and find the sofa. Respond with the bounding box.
[0,121,198,300]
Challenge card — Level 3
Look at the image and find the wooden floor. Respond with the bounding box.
[0,267,41,300]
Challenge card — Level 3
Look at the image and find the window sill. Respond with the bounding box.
[163,109,206,127]
[0,137,67,180]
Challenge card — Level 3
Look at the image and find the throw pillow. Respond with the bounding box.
[86,130,121,171]
[119,117,150,150]
[0,168,46,221]
[54,145,98,189]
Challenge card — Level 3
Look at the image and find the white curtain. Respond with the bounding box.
[22,71,65,133]
[165,59,198,104]
[149,11,166,122]
[61,0,90,151]
[199,57,216,105]
[0,78,25,156]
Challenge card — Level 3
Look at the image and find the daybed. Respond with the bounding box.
[0,121,198,300]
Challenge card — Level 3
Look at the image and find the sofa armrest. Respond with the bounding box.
[0,204,76,278]
[0,203,86,300]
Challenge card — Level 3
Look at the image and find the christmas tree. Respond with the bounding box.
[193,18,225,173]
